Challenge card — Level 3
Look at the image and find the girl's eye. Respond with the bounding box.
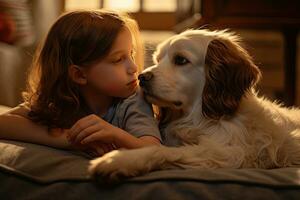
[112,51,135,64]
[173,55,190,66]
[112,57,123,63]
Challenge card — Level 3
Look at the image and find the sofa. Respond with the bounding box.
[1,105,300,199]
[0,0,63,107]
[1,137,300,199]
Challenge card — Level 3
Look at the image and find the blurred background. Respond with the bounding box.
[0,0,299,108]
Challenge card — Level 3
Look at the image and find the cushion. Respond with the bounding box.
[1,140,300,199]
[0,139,91,183]
[1,139,300,187]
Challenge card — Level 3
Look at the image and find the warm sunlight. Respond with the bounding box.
[65,0,177,12]
[144,0,176,12]
[104,0,140,12]
[65,0,99,11]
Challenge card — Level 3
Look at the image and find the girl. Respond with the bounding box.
[0,10,161,156]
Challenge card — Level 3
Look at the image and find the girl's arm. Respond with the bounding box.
[68,114,161,149]
[112,131,161,149]
[75,126,161,149]
[0,106,71,149]
[79,124,161,149]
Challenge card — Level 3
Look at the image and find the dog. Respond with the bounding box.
[88,29,300,181]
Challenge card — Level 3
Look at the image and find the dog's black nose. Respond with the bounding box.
[138,72,153,87]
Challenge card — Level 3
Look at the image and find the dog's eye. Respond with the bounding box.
[173,55,189,66]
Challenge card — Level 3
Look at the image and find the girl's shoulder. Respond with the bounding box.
[119,89,152,113]
[115,90,161,140]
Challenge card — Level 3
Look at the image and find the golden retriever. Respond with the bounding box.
[88,29,300,181]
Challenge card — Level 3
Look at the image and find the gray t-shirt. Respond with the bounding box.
[101,91,162,142]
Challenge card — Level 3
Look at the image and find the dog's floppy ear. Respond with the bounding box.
[202,37,261,120]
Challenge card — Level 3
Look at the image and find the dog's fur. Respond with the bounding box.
[88,29,300,181]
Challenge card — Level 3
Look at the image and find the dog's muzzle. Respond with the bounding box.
[138,71,183,107]
[138,72,153,90]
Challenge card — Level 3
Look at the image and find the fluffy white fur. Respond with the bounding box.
[88,29,300,181]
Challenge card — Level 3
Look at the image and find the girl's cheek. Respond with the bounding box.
[106,84,120,92]
[104,83,122,94]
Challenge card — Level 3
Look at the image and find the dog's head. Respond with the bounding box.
[139,29,261,120]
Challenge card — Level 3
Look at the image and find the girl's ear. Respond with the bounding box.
[68,65,87,85]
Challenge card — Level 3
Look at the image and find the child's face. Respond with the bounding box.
[84,27,138,98]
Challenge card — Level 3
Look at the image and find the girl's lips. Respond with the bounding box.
[127,79,137,86]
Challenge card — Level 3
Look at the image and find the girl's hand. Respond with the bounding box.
[68,114,122,146]
[50,125,116,156]
[83,142,116,157]
[70,141,115,157]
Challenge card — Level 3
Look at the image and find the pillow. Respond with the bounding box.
[0,0,35,46]
[1,140,300,200]
[1,139,300,187]
[0,139,91,183]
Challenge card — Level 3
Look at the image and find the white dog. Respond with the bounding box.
[89,29,300,181]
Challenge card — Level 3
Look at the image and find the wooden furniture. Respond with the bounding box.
[196,0,300,106]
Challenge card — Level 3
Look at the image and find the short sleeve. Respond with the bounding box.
[118,91,162,142]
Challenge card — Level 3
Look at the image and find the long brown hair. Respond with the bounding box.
[23,10,144,129]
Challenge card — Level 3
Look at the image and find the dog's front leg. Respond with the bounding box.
[88,146,173,182]
[88,144,243,181]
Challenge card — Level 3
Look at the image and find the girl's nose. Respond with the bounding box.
[127,60,138,74]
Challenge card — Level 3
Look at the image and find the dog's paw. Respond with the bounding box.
[88,149,147,182]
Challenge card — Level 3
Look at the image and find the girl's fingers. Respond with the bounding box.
[89,143,106,157]
[86,148,104,157]
[89,142,115,155]
[101,143,115,153]
[69,115,96,135]
[95,148,105,157]
[107,144,115,152]
[80,132,106,144]
[99,144,109,154]
[68,115,100,141]
[81,142,115,157]
[111,143,118,150]
[73,124,100,144]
